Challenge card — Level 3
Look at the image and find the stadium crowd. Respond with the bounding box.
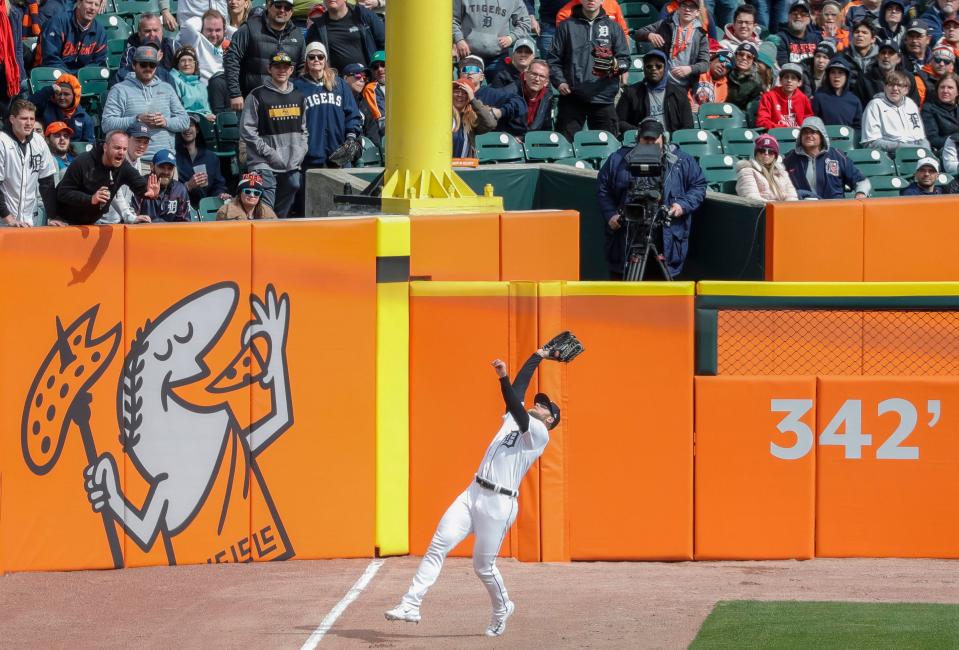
[0,0,957,229]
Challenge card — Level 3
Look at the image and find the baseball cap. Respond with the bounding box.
[305,41,327,58]
[152,149,176,166]
[341,62,368,76]
[945,14,959,25]
[371,50,386,65]
[126,123,152,139]
[754,133,780,155]
[780,62,805,79]
[533,392,561,429]
[906,20,929,35]
[133,45,160,64]
[44,121,74,137]
[789,0,811,13]
[736,42,758,57]
[933,44,956,61]
[459,54,486,72]
[186,111,205,125]
[638,117,665,139]
[916,156,940,172]
[878,39,900,53]
[512,36,536,55]
[270,0,293,7]
[269,50,293,66]
[815,40,837,57]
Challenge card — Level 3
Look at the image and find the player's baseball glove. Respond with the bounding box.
[328,136,363,168]
[591,45,617,77]
[542,331,584,363]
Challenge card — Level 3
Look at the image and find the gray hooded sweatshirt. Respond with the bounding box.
[792,116,872,197]
[453,0,532,59]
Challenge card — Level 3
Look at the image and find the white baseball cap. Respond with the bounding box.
[916,156,940,172]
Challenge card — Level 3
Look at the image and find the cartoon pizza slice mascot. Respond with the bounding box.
[79,282,295,565]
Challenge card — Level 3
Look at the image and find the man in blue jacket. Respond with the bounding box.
[39,0,108,71]
[783,116,872,199]
[776,0,821,65]
[305,0,385,72]
[597,119,707,279]
[458,56,528,137]
[901,156,946,195]
[133,149,192,221]
[503,59,555,136]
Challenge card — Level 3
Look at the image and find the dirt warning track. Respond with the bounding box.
[1,557,956,649]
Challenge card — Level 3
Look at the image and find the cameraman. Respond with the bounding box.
[597,119,707,280]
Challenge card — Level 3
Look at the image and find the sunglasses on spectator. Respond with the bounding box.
[644,61,665,69]
[307,53,326,61]
[137,62,158,68]
[372,62,385,70]
[462,65,482,74]
[934,57,953,64]
[347,72,367,80]
[272,2,293,10]
[241,188,263,197]
[756,148,777,156]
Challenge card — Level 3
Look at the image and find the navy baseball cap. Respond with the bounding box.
[533,392,561,429]
[152,149,176,166]
[126,123,152,139]
[341,63,367,76]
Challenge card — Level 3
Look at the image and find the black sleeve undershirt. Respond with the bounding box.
[511,353,543,401]
[500,376,530,432]
[39,176,57,222]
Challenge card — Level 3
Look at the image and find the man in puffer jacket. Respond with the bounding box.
[783,116,871,199]
[861,68,930,151]
[453,0,531,74]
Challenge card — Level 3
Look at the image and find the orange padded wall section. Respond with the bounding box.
[554,282,695,560]
[409,282,512,557]
[500,211,579,281]
[251,219,377,559]
[765,201,863,281]
[409,213,500,281]
[123,222,252,567]
[863,196,959,281]
[0,226,126,573]
[816,377,959,558]
[695,376,816,560]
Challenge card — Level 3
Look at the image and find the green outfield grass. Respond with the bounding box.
[690,600,959,649]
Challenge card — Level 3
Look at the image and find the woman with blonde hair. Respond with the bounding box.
[735,134,798,202]
[227,0,250,32]
[452,77,497,158]
[217,173,278,219]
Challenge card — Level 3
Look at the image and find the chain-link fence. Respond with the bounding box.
[716,310,959,375]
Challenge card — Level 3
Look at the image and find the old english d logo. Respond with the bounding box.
[22,282,295,568]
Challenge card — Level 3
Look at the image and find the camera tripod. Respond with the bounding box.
[622,217,671,281]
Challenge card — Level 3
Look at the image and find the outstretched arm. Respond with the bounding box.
[492,359,530,432]
[511,349,547,401]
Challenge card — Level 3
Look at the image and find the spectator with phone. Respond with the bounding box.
[176,113,229,208]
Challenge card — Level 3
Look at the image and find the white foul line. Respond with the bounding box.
[300,558,386,649]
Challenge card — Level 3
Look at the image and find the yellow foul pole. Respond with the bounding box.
[381,0,504,214]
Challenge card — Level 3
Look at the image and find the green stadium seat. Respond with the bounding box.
[573,129,621,168]
[721,127,761,158]
[553,157,591,169]
[475,131,526,164]
[29,66,64,93]
[70,141,94,156]
[622,129,637,147]
[745,97,760,127]
[766,127,801,150]
[937,172,954,187]
[100,15,134,42]
[697,102,746,132]
[77,66,110,112]
[357,136,383,167]
[671,129,722,157]
[523,130,575,162]
[622,2,658,29]
[214,111,241,176]
[198,196,224,221]
[698,153,739,189]
[114,0,159,17]
[869,175,908,196]
[846,148,896,177]
[825,124,856,152]
[894,145,931,176]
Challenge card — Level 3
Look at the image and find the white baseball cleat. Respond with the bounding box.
[485,600,515,637]
[384,604,421,624]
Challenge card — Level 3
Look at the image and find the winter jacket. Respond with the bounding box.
[101,75,190,156]
[306,4,385,68]
[477,84,529,137]
[812,64,863,130]
[132,179,192,222]
[547,5,630,104]
[900,181,944,195]
[453,0,531,59]
[755,86,814,129]
[782,116,871,199]
[216,196,277,219]
[178,17,229,81]
[240,78,308,172]
[37,0,68,29]
[0,128,57,224]
[176,129,226,208]
[920,96,959,149]
[170,69,212,116]
[490,63,522,89]
[735,158,799,202]
[39,10,108,71]
[540,0,568,25]
[635,16,709,88]
[55,143,151,224]
[597,143,707,277]
[616,79,694,132]
[843,4,881,30]
[556,0,630,37]
[921,3,950,43]
[878,0,906,46]
[116,34,175,85]
[943,135,958,174]
[718,22,762,52]
[502,79,555,133]
[725,66,764,110]
[776,26,822,65]
[293,74,363,167]
[837,43,879,91]
[224,14,304,100]
[861,93,929,151]
[29,84,96,142]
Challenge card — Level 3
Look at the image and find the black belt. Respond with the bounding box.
[475,475,518,498]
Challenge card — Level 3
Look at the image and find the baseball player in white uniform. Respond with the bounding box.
[385,346,560,637]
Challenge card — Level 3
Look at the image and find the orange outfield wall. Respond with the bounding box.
[862,196,959,281]
[694,376,816,560]
[765,200,864,281]
[499,211,579,281]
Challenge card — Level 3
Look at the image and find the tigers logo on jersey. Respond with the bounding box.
[502,429,520,448]
[30,153,44,172]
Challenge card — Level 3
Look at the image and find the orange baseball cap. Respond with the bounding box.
[44,121,74,137]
